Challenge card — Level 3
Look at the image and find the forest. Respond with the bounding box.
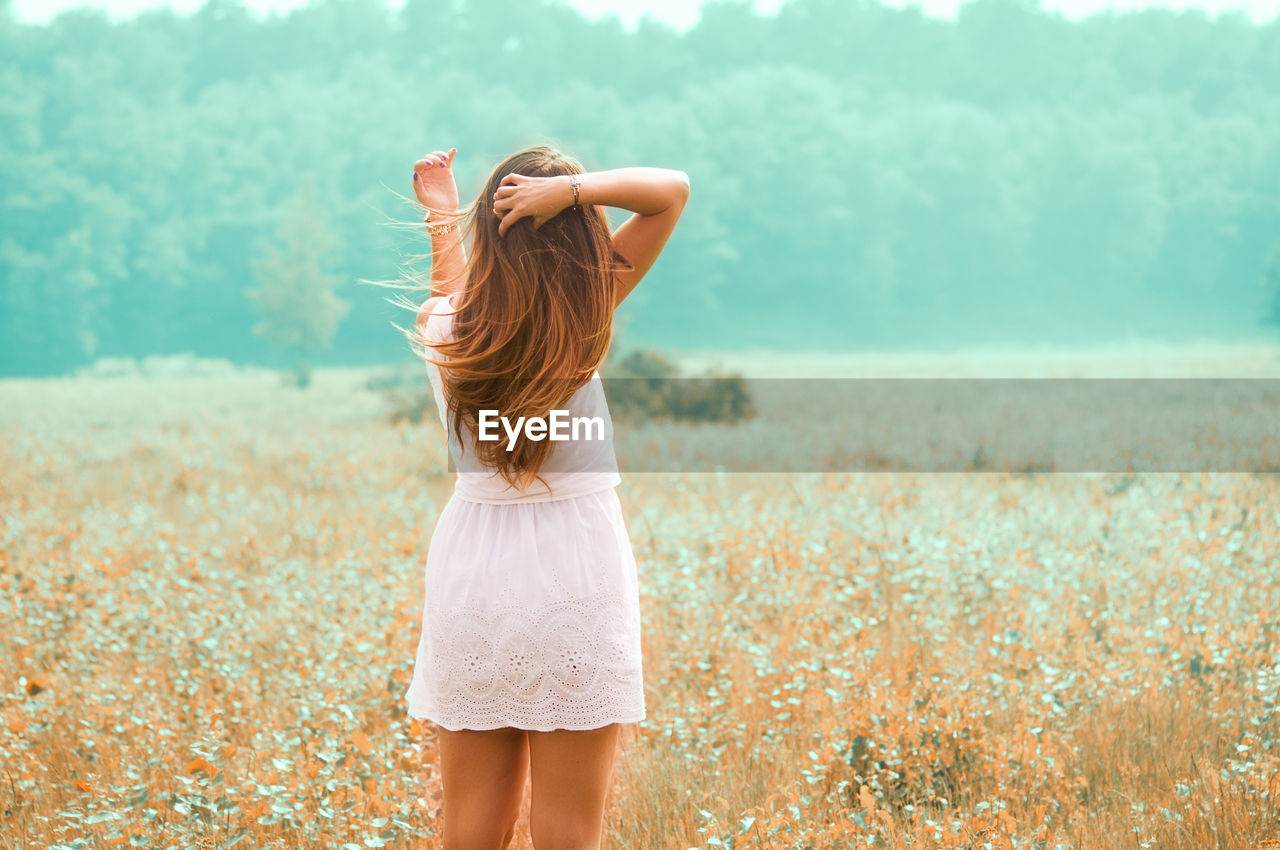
[1,0,1278,376]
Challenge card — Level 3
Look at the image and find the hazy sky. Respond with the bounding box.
[11,0,1279,27]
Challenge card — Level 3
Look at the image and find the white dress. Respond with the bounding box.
[403,292,646,731]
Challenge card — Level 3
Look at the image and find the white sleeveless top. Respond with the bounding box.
[419,292,622,504]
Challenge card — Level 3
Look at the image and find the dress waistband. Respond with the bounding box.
[451,471,621,505]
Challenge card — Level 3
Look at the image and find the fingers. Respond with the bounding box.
[492,175,530,237]
[496,206,541,238]
[417,148,457,170]
[493,175,542,237]
[492,182,519,213]
[495,195,525,238]
[497,206,535,238]
[412,147,456,186]
[492,185,517,220]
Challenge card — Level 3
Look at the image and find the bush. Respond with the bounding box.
[602,348,755,424]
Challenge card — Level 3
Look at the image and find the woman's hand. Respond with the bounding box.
[493,173,572,238]
[412,147,459,213]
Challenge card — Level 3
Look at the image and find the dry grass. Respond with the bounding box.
[2,348,1278,848]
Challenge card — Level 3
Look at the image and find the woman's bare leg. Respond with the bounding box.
[527,724,620,850]
[437,726,529,850]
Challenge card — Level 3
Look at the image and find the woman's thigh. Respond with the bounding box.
[437,726,529,849]
[527,724,620,849]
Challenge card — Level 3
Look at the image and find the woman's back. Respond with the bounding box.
[419,292,621,504]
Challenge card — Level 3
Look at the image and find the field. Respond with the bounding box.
[2,343,1279,849]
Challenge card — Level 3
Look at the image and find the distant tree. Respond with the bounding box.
[246,179,350,387]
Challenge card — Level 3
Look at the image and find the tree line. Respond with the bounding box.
[1,0,1278,376]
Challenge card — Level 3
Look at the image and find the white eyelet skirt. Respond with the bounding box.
[403,486,646,731]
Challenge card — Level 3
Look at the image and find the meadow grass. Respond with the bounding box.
[2,351,1278,848]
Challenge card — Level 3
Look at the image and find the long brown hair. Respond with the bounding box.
[407,145,628,489]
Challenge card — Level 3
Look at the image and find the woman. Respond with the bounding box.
[400,143,690,850]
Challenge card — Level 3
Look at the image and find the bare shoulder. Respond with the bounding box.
[418,286,462,323]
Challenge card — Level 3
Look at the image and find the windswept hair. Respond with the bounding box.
[391,144,630,490]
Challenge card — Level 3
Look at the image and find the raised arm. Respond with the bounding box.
[494,167,690,308]
[412,148,466,325]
